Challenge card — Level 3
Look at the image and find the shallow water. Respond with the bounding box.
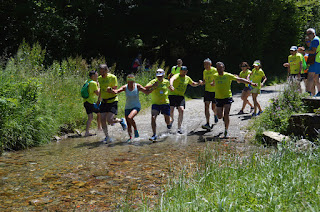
[0,86,281,211]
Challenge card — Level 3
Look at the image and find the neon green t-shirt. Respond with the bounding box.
[171,66,181,75]
[146,79,170,105]
[83,81,98,104]
[316,44,320,63]
[250,68,265,90]
[288,53,304,74]
[239,70,252,87]
[98,74,118,103]
[213,72,237,99]
[169,74,194,96]
[203,67,218,92]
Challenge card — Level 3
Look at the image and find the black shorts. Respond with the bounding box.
[84,101,100,114]
[100,101,118,115]
[169,95,185,108]
[203,91,216,103]
[216,98,234,107]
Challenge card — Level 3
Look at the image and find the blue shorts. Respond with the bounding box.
[152,104,170,116]
[308,62,320,74]
[125,107,141,116]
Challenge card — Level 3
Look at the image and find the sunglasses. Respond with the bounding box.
[307,33,313,35]
[241,65,248,67]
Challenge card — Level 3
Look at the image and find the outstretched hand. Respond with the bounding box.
[210,81,215,86]
[169,85,174,91]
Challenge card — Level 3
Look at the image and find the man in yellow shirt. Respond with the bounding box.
[168,59,183,79]
[83,70,100,137]
[146,69,173,141]
[98,64,127,143]
[213,62,257,138]
[287,46,303,84]
[169,66,202,134]
[201,58,219,130]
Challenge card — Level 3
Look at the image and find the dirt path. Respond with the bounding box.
[0,84,284,211]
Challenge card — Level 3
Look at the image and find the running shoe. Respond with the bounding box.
[257,111,264,116]
[202,123,211,130]
[314,92,320,97]
[214,115,219,123]
[134,130,139,138]
[167,120,173,129]
[237,110,244,115]
[149,134,157,141]
[102,136,113,144]
[252,113,257,117]
[120,118,127,131]
[177,128,183,134]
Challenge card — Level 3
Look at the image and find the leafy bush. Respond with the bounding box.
[250,83,307,143]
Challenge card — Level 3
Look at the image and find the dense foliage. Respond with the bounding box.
[1,0,320,79]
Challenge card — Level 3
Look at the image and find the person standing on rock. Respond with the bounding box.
[305,28,320,96]
[237,62,254,115]
[201,58,219,130]
[145,69,173,141]
[98,64,127,143]
[168,66,202,134]
[212,62,257,138]
[107,74,150,143]
[83,70,101,137]
[168,59,183,79]
[249,60,267,117]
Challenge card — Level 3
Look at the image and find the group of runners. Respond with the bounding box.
[83,58,267,143]
[284,28,320,96]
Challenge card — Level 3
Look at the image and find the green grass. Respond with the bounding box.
[153,143,320,211]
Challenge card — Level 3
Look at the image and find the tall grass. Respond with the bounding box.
[0,41,164,152]
[155,143,320,211]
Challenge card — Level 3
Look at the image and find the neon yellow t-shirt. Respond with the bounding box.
[250,68,265,90]
[146,79,170,105]
[213,72,237,99]
[239,70,252,87]
[83,81,98,104]
[98,74,118,103]
[203,67,218,92]
[316,44,320,63]
[288,53,304,74]
[171,66,181,75]
[169,74,194,96]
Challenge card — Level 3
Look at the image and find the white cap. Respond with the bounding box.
[290,46,298,51]
[156,69,165,76]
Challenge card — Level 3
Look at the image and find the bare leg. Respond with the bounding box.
[101,112,108,137]
[85,113,94,136]
[151,110,159,135]
[223,104,231,131]
[314,74,320,94]
[164,115,171,125]
[127,109,138,131]
[307,72,315,95]
[170,106,174,124]
[177,106,184,129]
[252,93,262,114]
[216,106,223,119]
[125,116,132,138]
[97,113,102,130]
[204,101,210,124]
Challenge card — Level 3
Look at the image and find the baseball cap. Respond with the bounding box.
[253,60,261,66]
[181,66,188,71]
[290,46,298,51]
[156,69,165,77]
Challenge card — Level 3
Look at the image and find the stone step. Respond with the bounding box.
[262,131,290,146]
[302,97,320,112]
[288,113,320,138]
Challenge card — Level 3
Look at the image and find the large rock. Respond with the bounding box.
[288,113,320,138]
[262,131,290,146]
[302,97,320,112]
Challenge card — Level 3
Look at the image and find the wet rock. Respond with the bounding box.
[262,131,290,146]
[53,136,61,141]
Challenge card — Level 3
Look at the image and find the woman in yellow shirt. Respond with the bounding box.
[237,62,254,114]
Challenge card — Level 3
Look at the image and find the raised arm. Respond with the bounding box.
[236,77,258,87]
